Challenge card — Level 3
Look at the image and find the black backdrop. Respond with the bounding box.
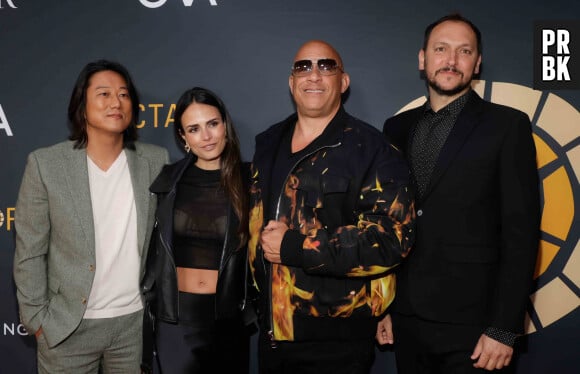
[1,1,578,372]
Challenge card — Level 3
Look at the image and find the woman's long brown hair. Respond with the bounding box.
[174,87,248,247]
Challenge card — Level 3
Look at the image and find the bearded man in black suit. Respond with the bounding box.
[377,13,540,373]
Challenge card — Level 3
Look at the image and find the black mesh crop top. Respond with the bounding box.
[173,163,227,270]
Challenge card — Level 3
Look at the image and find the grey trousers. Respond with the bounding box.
[36,309,143,374]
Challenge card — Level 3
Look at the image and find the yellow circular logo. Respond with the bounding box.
[0,210,4,228]
[399,80,580,334]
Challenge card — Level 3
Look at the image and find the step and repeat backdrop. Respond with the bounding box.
[0,1,578,373]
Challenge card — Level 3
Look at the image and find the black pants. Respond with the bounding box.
[154,292,249,374]
[392,313,514,374]
[258,333,375,374]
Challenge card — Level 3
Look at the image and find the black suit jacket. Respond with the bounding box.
[383,92,540,334]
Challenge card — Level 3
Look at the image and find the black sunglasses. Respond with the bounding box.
[291,59,343,76]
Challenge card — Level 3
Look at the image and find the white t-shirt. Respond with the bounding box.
[84,150,142,319]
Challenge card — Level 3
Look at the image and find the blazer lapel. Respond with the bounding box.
[422,92,484,200]
[126,146,151,256]
[62,144,95,256]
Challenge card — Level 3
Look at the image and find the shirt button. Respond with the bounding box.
[81,298,87,305]
[89,265,95,272]
[417,209,423,217]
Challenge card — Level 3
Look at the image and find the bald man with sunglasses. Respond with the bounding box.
[248,40,415,374]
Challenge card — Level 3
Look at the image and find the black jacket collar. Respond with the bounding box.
[149,153,195,194]
[253,106,349,213]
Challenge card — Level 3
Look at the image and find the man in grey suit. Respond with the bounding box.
[13,60,169,373]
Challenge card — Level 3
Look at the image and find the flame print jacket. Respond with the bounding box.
[249,107,415,342]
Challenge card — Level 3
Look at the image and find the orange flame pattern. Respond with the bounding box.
[329,285,369,317]
[271,264,314,341]
[388,190,415,258]
[248,203,263,290]
[370,274,395,316]
[347,264,397,277]
[248,168,264,290]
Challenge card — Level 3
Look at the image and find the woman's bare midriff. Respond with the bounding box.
[177,267,219,294]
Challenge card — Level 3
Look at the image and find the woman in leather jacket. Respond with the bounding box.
[141,87,251,373]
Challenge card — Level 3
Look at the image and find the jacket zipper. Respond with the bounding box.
[265,141,342,347]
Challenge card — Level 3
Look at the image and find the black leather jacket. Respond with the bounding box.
[141,154,249,323]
